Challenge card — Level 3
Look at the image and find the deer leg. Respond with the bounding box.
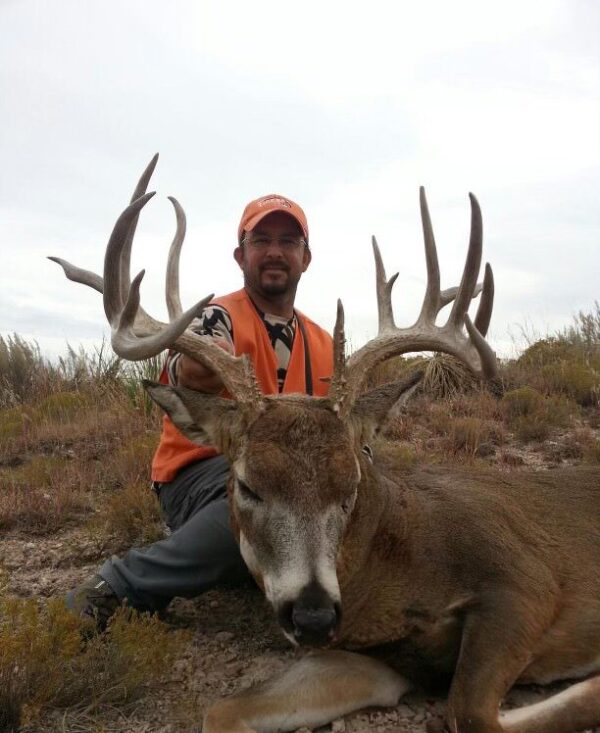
[202,649,411,733]
[500,674,600,733]
[441,601,548,733]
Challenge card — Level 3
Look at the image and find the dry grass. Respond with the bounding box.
[0,456,101,534]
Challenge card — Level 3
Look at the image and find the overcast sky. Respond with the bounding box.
[2,0,599,363]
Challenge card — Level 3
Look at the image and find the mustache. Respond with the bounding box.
[260,261,289,273]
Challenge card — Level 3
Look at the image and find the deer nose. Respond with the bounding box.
[292,606,338,641]
[278,581,342,647]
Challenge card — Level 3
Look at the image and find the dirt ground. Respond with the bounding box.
[2,520,599,733]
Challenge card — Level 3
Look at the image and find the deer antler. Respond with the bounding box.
[329,187,498,417]
[49,156,263,411]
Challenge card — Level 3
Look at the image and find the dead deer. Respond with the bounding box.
[51,157,600,733]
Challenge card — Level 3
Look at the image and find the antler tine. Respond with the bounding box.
[118,153,160,304]
[464,314,498,379]
[447,193,482,329]
[329,300,347,411]
[104,192,156,325]
[372,236,398,334]
[48,154,161,315]
[474,263,494,337]
[330,190,498,419]
[47,257,104,294]
[439,282,482,310]
[415,186,441,325]
[165,196,185,321]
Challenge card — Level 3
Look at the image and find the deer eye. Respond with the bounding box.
[237,479,263,504]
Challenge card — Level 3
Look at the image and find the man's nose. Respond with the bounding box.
[263,239,287,254]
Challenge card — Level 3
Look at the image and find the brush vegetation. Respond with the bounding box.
[0,304,599,729]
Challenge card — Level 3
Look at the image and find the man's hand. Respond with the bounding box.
[176,337,233,393]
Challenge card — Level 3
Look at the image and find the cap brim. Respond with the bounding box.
[242,210,308,241]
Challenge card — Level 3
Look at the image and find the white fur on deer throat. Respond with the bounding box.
[241,512,341,609]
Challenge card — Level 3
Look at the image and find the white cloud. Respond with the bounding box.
[1,0,599,364]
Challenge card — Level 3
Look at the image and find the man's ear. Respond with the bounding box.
[349,370,423,442]
[233,246,244,269]
[302,246,312,272]
[144,381,242,452]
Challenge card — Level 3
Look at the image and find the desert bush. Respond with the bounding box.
[422,354,478,398]
[445,416,506,458]
[513,329,600,407]
[501,387,573,442]
[0,588,187,731]
[449,391,503,421]
[87,480,165,551]
[501,386,545,419]
[539,361,599,407]
[582,439,600,464]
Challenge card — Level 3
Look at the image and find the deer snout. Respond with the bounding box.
[277,581,342,647]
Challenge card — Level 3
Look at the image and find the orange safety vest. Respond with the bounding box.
[151,289,333,482]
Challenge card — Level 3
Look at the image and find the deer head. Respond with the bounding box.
[50,155,497,647]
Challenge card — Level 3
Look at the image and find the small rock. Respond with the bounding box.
[215,630,235,643]
[331,719,346,732]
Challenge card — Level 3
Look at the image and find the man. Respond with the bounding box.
[68,194,333,628]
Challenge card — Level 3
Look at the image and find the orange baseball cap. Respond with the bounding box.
[238,194,309,244]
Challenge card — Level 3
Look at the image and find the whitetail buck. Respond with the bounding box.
[51,157,600,733]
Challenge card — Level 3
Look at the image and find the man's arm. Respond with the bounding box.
[167,305,234,393]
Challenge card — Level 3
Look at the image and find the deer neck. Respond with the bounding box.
[336,454,408,588]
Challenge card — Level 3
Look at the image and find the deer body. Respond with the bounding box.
[337,461,600,685]
[52,157,600,732]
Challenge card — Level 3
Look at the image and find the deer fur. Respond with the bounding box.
[146,377,600,733]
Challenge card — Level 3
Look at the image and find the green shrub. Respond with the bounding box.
[540,361,599,407]
[501,388,573,442]
[515,332,600,407]
[0,590,187,730]
[501,386,545,419]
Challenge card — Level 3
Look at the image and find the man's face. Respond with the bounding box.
[234,212,312,298]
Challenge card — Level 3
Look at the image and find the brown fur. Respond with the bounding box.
[145,381,600,733]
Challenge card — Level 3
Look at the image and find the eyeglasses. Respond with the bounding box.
[242,236,306,251]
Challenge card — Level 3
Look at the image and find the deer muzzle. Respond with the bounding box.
[277,580,342,647]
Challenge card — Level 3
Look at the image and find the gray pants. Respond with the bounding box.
[99,456,251,612]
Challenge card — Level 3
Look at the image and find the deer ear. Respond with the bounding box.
[143,381,241,450]
[350,370,423,438]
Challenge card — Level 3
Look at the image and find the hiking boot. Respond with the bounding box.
[65,573,121,630]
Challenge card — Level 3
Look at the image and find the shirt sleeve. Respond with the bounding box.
[165,304,233,385]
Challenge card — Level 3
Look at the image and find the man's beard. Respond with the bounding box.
[254,263,299,297]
